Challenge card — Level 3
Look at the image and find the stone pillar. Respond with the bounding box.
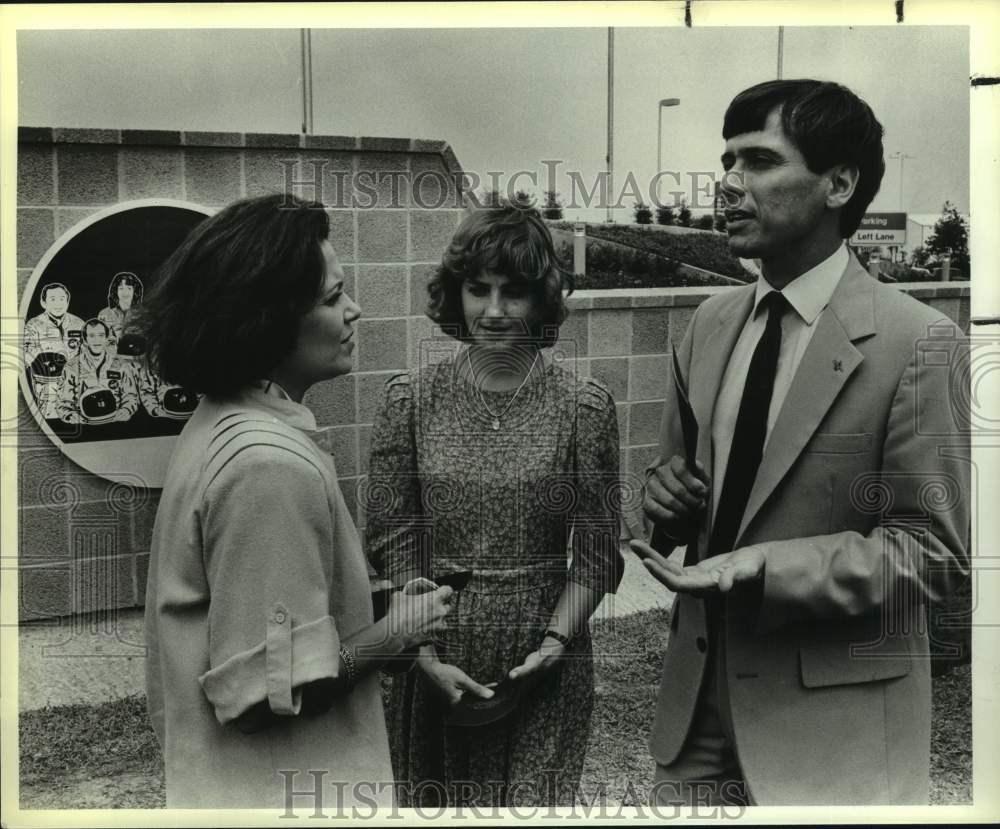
[573,221,586,275]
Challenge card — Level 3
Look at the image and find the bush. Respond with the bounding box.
[542,190,563,220]
[695,214,714,230]
[677,201,692,227]
[655,205,675,226]
[633,201,653,225]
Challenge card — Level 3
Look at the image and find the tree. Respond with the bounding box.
[656,205,675,226]
[477,189,503,207]
[633,201,653,225]
[921,201,970,276]
[512,189,535,207]
[677,199,692,228]
[542,190,564,220]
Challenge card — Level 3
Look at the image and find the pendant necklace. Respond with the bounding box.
[467,348,539,431]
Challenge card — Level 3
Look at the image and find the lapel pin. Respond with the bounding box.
[833,359,843,372]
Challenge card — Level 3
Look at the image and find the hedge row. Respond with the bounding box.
[556,239,735,289]
[578,223,753,281]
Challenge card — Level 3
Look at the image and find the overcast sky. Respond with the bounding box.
[18,25,969,222]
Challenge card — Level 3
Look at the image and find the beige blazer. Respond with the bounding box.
[648,257,970,805]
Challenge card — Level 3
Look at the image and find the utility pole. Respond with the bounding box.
[777,26,784,79]
[300,29,314,134]
[606,27,614,223]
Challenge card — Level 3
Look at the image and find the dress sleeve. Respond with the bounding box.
[196,441,341,726]
[365,372,429,585]
[567,378,625,594]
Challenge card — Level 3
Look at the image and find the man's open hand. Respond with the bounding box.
[629,539,764,595]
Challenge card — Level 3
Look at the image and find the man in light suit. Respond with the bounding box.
[631,80,969,806]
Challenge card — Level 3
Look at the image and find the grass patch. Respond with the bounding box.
[929,663,972,803]
[18,606,970,808]
[19,694,165,809]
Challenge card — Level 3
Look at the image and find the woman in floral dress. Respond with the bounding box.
[367,199,624,807]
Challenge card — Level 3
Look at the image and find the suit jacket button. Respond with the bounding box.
[696,636,707,653]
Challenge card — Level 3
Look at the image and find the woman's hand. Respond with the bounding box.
[417,655,494,706]
[508,637,566,681]
[386,580,453,649]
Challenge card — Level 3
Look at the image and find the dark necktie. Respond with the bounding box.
[709,290,789,556]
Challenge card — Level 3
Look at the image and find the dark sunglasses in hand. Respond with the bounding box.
[370,570,473,621]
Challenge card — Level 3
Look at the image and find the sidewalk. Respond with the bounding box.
[18,543,672,711]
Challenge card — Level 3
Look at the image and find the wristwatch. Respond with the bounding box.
[542,629,572,648]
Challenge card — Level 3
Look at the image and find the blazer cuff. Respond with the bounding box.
[755,540,812,635]
[199,607,341,725]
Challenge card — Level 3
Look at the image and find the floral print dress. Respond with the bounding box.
[366,351,623,806]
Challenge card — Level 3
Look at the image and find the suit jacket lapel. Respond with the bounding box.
[736,257,876,543]
[690,286,755,478]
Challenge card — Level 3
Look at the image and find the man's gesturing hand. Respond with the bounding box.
[642,455,710,543]
[629,539,764,596]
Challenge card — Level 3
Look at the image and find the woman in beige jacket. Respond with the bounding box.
[139,194,453,809]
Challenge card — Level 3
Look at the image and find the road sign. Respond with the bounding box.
[850,212,907,246]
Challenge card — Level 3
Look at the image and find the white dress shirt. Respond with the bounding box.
[710,244,848,524]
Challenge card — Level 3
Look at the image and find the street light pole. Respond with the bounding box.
[656,98,680,206]
[300,29,314,135]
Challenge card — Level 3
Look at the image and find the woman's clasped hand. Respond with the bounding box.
[385,578,455,647]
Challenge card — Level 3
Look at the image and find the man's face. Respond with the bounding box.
[84,325,107,357]
[41,288,69,318]
[719,107,830,262]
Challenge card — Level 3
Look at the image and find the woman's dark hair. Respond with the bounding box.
[723,79,885,237]
[107,271,144,310]
[136,194,330,397]
[426,195,573,346]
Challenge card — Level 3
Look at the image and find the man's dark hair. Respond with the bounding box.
[426,194,573,346]
[723,79,885,237]
[40,282,70,303]
[136,194,330,397]
[82,318,110,341]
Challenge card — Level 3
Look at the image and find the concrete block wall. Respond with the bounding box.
[15,127,464,621]
[15,127,971,620]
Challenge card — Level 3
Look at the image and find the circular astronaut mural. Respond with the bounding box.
[20,200,213,487]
